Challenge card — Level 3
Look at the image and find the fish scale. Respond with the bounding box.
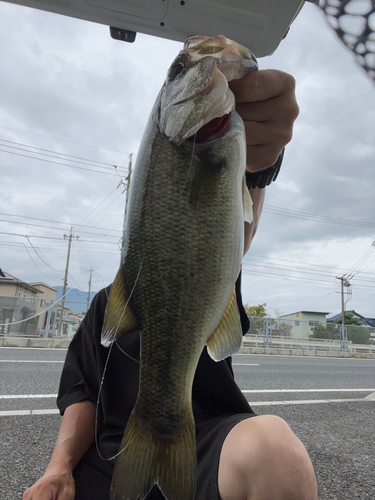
[101,35,258,500]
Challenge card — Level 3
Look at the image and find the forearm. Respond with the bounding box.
[47,400,96,473]
[243,187,265,255]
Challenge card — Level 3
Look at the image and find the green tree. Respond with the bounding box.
[334,313,362,326]
[310,323,340,340]
[346,326,371,344]
[243,303,269,336]
[243,303,268,318]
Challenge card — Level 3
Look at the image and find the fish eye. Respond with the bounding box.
[168,62,184,81]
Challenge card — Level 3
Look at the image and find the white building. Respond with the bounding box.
[279,311,330,339]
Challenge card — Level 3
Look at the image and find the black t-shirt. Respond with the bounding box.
[57,275,252,459]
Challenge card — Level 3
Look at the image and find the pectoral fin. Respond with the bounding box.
[206,289,243,361]
[101,268,139,347]
[242,174,253,224]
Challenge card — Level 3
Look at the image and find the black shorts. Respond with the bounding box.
[73,412,256,500]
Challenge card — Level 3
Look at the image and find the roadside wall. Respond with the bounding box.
[1,336,374,358]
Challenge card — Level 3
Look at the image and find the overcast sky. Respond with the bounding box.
[0,1,374,319]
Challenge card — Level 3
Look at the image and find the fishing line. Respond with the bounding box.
[95,259,149,461]
[179,37,220,200]
[114,341,140,365]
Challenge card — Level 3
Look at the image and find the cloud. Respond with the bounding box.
[0,1,374,318]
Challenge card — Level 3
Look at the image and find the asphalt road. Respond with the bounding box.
[1,347,374,499]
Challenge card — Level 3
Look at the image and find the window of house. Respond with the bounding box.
[309,320,319,326]
[295,320,300,326]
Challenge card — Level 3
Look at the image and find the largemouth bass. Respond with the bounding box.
[101,35,258,500]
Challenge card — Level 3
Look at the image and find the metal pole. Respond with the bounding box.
[58,227,78,334]
[86,266,93,313]
[265,317,270,348]
[340,276,346,351]
[122,154,133,238]
[43,300,53,339]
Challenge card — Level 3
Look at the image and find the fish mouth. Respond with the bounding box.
[186,113,231,143]
[171,68,235,145]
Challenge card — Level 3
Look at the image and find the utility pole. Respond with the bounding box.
[337,276,351,351]
[86,266,94,313]
[58,227,79,334]
[122,153,133,238]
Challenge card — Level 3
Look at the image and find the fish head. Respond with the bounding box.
[154,35,258,146]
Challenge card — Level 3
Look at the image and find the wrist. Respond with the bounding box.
[45,459,74,476]
[245,148,284,189]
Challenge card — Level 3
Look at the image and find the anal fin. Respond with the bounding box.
[101,268,138,347]
[206,288,243,361]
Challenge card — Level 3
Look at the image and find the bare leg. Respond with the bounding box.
[218,415,318,500]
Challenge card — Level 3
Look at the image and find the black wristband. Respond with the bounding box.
[245,148,284,189]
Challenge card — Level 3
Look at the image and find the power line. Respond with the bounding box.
[0,218,122,238]
[75,191,124,234]
[242,267,375,290]
[0,125,129,153]
[0,212,121,234]
[0,240,120,254]
[78,197,125,235]
[26,236,63,276]
[74,177,119,227]
[22,243,58,281]
[263,204,375,228]
[0,138,126,170]
[244,253,375,278]
[0,149,125,176]
[0,231,119,244]
[345,240,375,280]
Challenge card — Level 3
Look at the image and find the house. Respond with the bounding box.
[29,282,59,334]
[327,310,375,337]
[279,311,330,339]
[55,306,84,337]
[0,269,42,335]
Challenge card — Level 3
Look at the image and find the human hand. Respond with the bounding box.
[229,69,299,173]
[23,468,75,500]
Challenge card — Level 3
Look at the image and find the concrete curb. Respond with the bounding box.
[239,346,375,359]
[0,337,71,349]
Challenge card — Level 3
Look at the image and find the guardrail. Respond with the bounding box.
[243,334,374,354]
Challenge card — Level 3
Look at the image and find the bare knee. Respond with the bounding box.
[218,415,318,500]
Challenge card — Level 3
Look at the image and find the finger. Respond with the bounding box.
[229,69,296,104]
[236,88,299,124]
[243,120,293,150]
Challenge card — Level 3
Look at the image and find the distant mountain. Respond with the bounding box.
[55,287,98,314]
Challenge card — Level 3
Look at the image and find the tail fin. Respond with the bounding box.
[110,409,196,500]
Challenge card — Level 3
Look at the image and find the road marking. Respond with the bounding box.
[364,391,375,401]
[2,397,374,417]
[0,409,59,416]
[2,389,374,400]
[250,398,369,406]
[241,388,375,393]
[0,347,68,351]
[232,363,259,366]
[235,353,375,361]
[0,359,64,363]
[0,394,57,399]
